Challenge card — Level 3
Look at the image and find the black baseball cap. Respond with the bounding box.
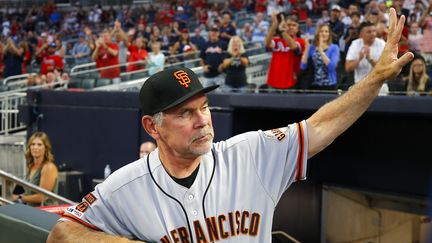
[139,67,218,115]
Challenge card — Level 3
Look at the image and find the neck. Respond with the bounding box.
[158,148,202,179]
[33,157,43,167]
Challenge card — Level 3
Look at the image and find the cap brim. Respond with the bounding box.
[160,84,219,113]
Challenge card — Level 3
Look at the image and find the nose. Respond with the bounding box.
[194,110,209,128]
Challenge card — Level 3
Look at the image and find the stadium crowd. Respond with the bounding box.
[0,0,431,95]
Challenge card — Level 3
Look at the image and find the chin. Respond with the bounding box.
[190,140,213,156]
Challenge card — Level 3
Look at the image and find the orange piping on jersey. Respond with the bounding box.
[61,214,101,231]
[296,122,304,181]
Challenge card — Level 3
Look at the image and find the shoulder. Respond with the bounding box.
[41,162,58,174]
[101,158,151,194]
[329,44,339,51]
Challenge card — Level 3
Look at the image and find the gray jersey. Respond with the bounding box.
[61,121,308,242]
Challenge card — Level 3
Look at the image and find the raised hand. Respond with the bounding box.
[371,8,413,82]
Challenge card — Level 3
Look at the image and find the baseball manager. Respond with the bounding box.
[47,9,413,243]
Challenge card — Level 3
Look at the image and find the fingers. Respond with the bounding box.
[396,51,414,68]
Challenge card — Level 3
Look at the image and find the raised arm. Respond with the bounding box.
[306,8,414,157]
[47,220,141,243]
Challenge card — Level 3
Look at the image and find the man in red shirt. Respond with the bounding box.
[92,31,120,81]
[40,42,64,75]
[127,37,149,72]
[265,13,305,89]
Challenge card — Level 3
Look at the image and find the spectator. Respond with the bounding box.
[200,25,227,88]
[417,0,432,53]
[127,37,149,72]
[72,32,91,65]
[304,18,317,40]
[251,12,269,43]
[139,141,156,158]
[238,22,253,42]
[408,21,423,52]
[54,39,65,57]
[219,12,237,43]
[147,42,165,76]
[12,132,58,206]
[111,20,129,67]
[219,36,250,92]
[317,9,330,26]
[328,5,345,46]
[92,31,121,83]
[35,32,51,64]
[174,6,189,30]
[170,29,198,63]
[3,37,24,78]
[343,12,361,54]
[341,3,363,27]
[301,24,340,90]
[190,27,207,52]
[406,55,432,95]
[40,42,64,75]
[345,21,388,94]
[265,13,305,89]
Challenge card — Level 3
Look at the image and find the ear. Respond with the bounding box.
[141,115,160,140]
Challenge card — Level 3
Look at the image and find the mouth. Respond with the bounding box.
[193,133,213,143]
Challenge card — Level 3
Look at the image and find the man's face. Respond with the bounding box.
[103,33,111,43]
[286,20,299,37]
[155,94,214,158]
[331,10,340,20]
[209,30,219,41]
[361,25,377,44]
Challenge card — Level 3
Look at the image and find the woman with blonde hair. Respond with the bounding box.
[406,56,432,96]
[219,36,250,92]
[13,132,58,206]
[301,24,340,91]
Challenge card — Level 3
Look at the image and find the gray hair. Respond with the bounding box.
[152,112,164,126]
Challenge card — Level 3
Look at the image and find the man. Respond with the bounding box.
[251,12,269,44]
[265,13,305,89]
[328,5,345,46]
[190,27,207,52]
[345,21,386,84]
[40,42,64,75]
[72,32,91,65]
[219,12,237,43]
[199,25,227,88]
[47,9,413,243]
[92,31,120,83]
[139,141,156,158]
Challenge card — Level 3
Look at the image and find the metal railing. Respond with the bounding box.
[0,92,27,135]
[0,169,76,206]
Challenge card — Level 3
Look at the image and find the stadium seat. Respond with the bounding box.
[67,78,81,89]
[96,78,112,87]
[80,78,96,90]
[131,72,147,80]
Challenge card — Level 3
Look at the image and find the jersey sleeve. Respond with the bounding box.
[345,40,358,61]
[60,183,133,239]
[245,120,308,204]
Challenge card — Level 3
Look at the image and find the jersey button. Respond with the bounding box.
[188,195,194,200]
[192,210,198,216]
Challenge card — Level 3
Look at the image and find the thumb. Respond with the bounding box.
[396,52,414,69]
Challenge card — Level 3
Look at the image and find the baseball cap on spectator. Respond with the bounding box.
[41,32,48,38]
[78,32,85,38]
[331,5,341,11]
[177,6,184,11]
[139,67,218,115]
[181,28,189,34]
[48,42,56,48]
[210,25,219,32]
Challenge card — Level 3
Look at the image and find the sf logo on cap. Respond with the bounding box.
[173,70,191,88]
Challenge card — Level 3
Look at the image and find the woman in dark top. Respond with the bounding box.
[12,132,58,206]
[406,56,432,96]
[219,36,250,92]
[3,37,24,78]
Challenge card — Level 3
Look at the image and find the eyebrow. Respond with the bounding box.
[177,98,209,114]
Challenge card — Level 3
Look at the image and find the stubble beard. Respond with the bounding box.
[189,127,214,156]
